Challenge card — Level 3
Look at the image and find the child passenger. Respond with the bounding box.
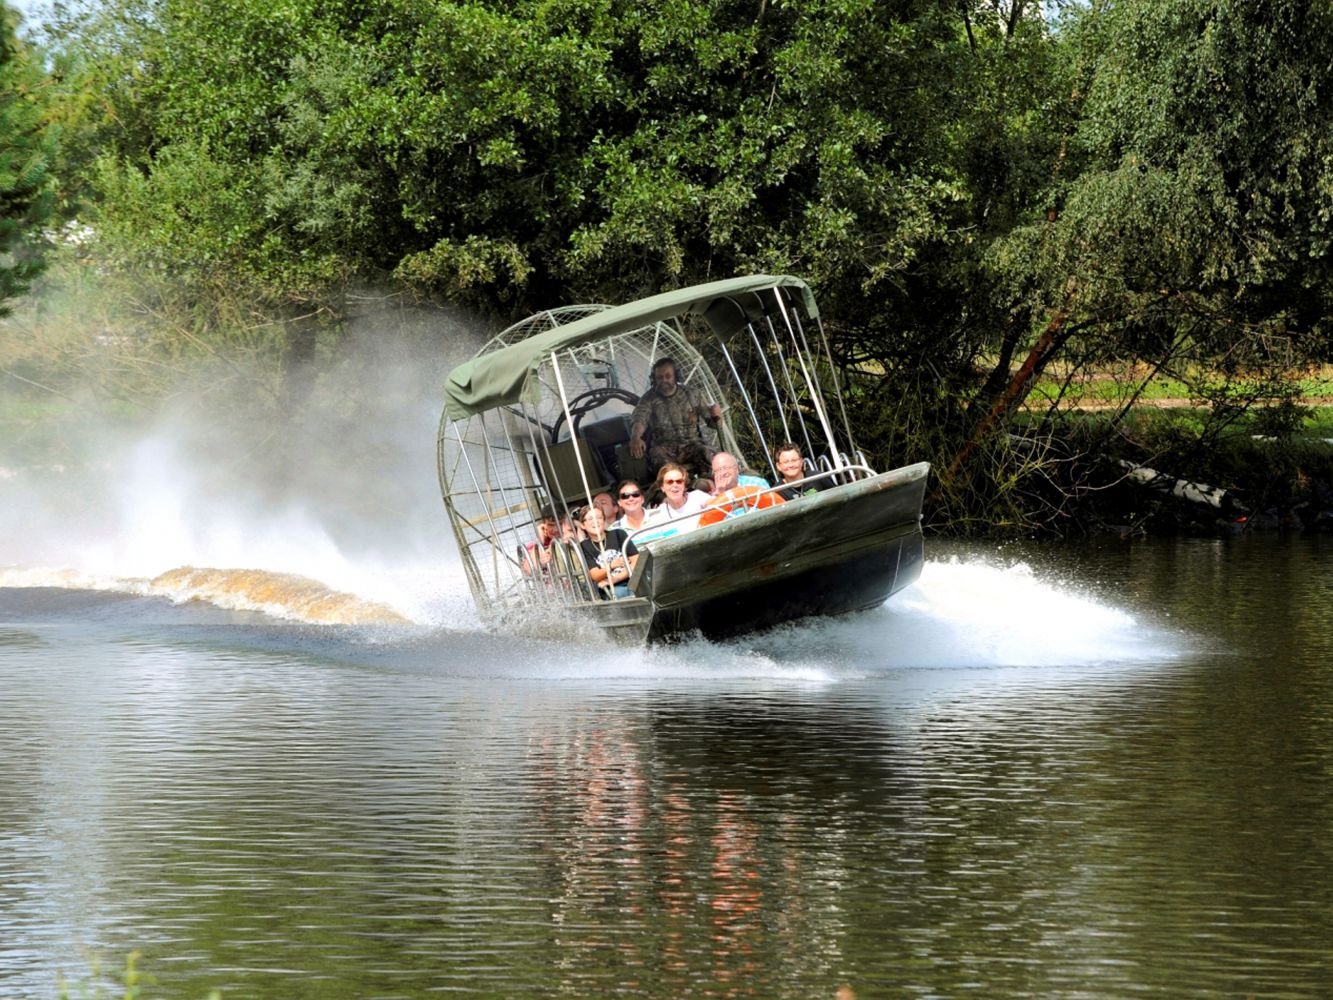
[521,508,580,577]
[577,506,638,599]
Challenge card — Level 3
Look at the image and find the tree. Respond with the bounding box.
[39,0,1070,512]
[994,0,1333,357]
[936,0,1333,527]
[0,1,57,315]
[45,1,1002,306]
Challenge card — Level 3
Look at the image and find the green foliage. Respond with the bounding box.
[393,235,533,298]
[1249,398,1314,441]
[33,0,1084,523]
[43,0,1002,312]
[994,0,1333,359]
[933,0,1333,530]
[29,0,1333,532]
[0,1,58,315]
[90,141,347,296]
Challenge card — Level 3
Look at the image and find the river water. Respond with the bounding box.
[4,531,1333,999]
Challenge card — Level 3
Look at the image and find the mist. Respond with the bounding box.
[0,294,489,622]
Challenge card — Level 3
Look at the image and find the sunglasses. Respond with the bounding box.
[619,490,642,499]
[663,478,686,485]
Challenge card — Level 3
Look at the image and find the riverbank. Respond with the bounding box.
[1016,402,1333,538]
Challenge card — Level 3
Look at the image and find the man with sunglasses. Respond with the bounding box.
[627,356,722,478]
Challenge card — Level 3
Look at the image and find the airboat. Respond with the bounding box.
[437,274,928,642]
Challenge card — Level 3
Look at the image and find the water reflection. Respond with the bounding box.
[5,540,1333,998]
[525,699,875,996]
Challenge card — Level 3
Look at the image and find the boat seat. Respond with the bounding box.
[535,438,610,506]
[578,414,633,452]
[614,443,648,486]
[576,414,634,483]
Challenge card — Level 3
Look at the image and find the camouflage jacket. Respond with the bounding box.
[631,383,712,447]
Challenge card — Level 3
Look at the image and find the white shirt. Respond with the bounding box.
[648,489,711,523]
[611,513,650,534]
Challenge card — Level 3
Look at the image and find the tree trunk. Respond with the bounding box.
[934,303,1074,497]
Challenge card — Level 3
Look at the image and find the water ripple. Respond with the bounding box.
[6,543,1333,998]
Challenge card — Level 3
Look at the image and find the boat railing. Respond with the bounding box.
[624,464,877,550]
[552,539,598,603]
[776,463,876,494]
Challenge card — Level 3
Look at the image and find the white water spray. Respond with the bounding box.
[722,555,1182,675]
[0,303,483,626]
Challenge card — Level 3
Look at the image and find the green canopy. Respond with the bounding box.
[442,274,817,421]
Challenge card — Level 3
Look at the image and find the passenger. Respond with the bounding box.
[774,442,822,499]
[610,478,650,535]
[558,511,580,543]
[647,462,712,522]
[577,505,638,599]
[710,451,770,494]
[627,356,722,478]
[592,489,619,525]
[521,509,560,576]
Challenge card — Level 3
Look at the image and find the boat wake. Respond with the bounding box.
[150,566,412,624]
[0,564,411,625]
[729,554,1186,673]
[0,551,1185,673]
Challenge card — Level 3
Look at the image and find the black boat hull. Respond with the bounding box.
[645,525,923,640]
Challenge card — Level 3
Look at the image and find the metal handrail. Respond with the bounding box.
[624,465,876,549]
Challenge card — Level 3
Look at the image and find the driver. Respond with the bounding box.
[628,357,722,478]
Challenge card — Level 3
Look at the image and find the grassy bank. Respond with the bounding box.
[1016,400,1333,537]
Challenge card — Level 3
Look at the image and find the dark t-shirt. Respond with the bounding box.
[778,480,824,501]
[580,528,638,571]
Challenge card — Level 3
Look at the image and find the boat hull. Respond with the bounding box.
[644,527,923,640]
[602,462,929,642]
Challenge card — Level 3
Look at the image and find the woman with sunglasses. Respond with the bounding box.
[647,462,711,524]
[610,479,650,535]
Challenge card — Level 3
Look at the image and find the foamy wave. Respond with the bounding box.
[0,564,410,625]
[147,567,411,624]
